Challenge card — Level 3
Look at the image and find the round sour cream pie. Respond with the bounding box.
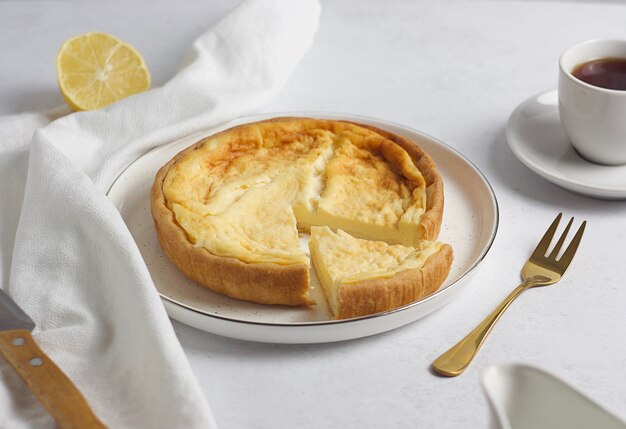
[150,117,452,318]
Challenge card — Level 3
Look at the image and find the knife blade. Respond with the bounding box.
[0,289,107,429]
[0,289,35,331]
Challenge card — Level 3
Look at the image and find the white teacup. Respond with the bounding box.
[559,39,626,165]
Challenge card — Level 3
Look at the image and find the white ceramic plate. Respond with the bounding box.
[107,113,498,343]
[507,89,626,199]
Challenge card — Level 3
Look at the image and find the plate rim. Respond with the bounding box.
[108,111,499,329]
[506,89,626,197]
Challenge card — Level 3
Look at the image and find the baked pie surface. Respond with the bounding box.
[150,117,451,314]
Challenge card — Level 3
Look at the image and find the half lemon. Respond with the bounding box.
[56,32,151,111]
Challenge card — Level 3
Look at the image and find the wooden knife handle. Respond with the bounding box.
[0,329,107,429]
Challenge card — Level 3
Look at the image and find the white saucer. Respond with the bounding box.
[506,89,626,199]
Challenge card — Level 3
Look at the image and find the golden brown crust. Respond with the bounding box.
[336,244,453,319]
[150,117,446,308]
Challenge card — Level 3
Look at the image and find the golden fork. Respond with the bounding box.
[432,213,586,377]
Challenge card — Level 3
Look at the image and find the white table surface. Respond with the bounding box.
[3,0,626,428]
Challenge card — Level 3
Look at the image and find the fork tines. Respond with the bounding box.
[531,213,586,266]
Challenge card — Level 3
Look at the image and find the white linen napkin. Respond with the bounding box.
[0,0,320,427]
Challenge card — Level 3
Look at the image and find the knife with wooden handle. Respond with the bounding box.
[0,289,107,429]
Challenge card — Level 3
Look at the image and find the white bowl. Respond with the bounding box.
[482,364,626,429]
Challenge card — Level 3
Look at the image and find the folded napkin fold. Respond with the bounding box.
[0,0,320,427]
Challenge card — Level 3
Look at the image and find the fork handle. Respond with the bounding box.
[432,281,531,377]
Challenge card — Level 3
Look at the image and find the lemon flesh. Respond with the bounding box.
[56,32,151,111]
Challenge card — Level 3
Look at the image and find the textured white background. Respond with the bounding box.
[2,1,626,428]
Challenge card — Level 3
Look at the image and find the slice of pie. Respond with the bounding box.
[150,117,451,314]
[309,226,453,319]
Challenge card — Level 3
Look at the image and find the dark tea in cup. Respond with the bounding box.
[572,57,626,90]
[559,39,626,165]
